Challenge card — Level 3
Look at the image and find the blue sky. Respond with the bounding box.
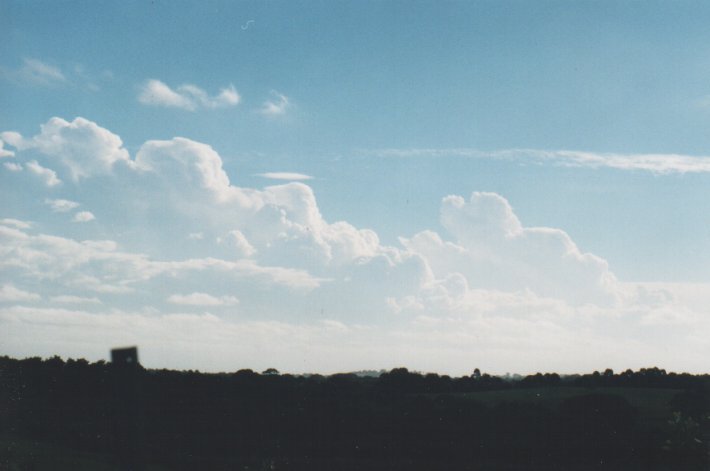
[1,1,710,374]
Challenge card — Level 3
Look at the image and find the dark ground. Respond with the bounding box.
[1,356,708,470]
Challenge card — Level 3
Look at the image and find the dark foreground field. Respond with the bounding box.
[1,356,708,470]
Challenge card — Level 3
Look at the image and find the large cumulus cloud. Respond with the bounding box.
[2,116,708,374]
[402,192,619,307]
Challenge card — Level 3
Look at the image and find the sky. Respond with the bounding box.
[1,1,710,375]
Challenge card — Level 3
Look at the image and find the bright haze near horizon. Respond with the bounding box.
[1,1,710,375]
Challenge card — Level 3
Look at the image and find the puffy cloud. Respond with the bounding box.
[26,160,61,186]
[402,192,618,306]
[138,79,193,109]
[72,211,95,222]
[4,162,22,172]
[138,79,240,110]
[4,116,710,374]
[0,131,24,149]
[167,292,239,306]
[2,117,132,181]
[134,137,261,206]
[0,284,41,302]
[45,198,80,212]
[259,91,290,116]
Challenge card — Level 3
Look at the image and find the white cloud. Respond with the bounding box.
[50,295,102,305]
[259,91,290,116]
[2,117,132,181]
[374,147,710,175]
[138,79,240,110]
[45,198,80,212]
[4,116,710,374]
[134,137,260,205]
[1,58,67,86]
[0,284,41,302]
[401,192,619,306]
[226,230,257,257]
[72,211,95,222]
[0,131,24,149]
[26,160,61,186]
[0,222,323,295]
[0,218,31,229]
[0,139,14,158]
[257,172,313,181]
[3,162,22,172]
[167,292,240,306]
[138,79,194,110]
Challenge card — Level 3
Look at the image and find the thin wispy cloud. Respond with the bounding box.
[0,218,31,229]
[3,162,22,172]
[259,91,290,116]
[138,79,240,110]
[50,295,102,305]
[374,148,710,175]
[0,284,41,302]
[257,172,313,181]
[1,58,67,86]
[167,292,240,307]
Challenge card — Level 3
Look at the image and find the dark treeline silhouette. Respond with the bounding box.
[1,355,708,470]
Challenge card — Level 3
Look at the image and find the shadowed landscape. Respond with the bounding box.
[1,353,708,470]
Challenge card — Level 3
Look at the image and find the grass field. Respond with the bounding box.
[0,436,168,471]
[449,386,684,426]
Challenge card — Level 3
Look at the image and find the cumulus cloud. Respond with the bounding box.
[375,147,710,175]
[167,292,239,306]
[4,162,22,172]
[257,172,313,181]
[72,211,95,222]
[45,198,80,212]
[26,160,61,186]
[401,192,618,307]
[138,79,240,110]
[259,91,290,116]
[2,117,132,181]
[134,137,260,205]
[4,116,710,374]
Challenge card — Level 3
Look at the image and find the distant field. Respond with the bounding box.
[0,437,168,471]
[444,386,684,425]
